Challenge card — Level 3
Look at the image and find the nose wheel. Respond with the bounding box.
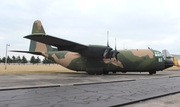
[149,71,156,75]
[103,71,109,75]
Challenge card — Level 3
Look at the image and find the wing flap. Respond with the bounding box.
[24,34,88,52]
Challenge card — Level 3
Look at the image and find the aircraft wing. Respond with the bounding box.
[10,50,42,55]
[24,33,88,52]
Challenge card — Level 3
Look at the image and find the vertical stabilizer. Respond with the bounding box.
[29,20,52,52]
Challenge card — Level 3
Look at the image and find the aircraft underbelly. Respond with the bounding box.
[119,58,164,71]
[69,59,120,72]
[86,60,104,73]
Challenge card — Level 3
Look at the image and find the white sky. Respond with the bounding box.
[1,0,180,60]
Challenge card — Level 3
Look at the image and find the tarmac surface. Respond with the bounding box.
[0,70,180,107]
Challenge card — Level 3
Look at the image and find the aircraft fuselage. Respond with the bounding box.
[42,48,171,74]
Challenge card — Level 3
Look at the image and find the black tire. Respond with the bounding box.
[103,71,109,75]
[149,71,156,75]
[96,73,102,75]
[112,71,116,74]
[88,72,95,75]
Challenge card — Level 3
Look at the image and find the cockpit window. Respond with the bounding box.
[154,52,162,57]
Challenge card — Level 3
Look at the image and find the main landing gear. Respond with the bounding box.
[103,71,109,75]
[87,71,109,75]
[112,71,116,74]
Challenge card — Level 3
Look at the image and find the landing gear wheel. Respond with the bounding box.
[88,72,95,75]
[96,73,102,75]
[149,71,156,75]
[112,71,116,74]
[103,71,109,75]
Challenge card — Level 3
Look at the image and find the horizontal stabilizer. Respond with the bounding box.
[24,33,88,52]
[10,50,42,55]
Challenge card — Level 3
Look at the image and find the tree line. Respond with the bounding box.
[0,56,55,65]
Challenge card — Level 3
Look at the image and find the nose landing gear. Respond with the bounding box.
[149,71,156,75]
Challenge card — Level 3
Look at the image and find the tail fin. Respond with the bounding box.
[29,20,53,52]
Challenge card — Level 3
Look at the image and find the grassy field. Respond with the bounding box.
[0,64,180,74]
[0,64,74,74]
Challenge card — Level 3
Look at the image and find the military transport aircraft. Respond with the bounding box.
[12,20,174,75]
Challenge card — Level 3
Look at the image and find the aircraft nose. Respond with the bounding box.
[164,59,174,68]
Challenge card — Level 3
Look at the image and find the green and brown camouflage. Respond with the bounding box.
[29,20,53,52]
[13,20,174,75]
[43,49,167,75]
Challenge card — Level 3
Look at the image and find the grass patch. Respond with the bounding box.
[0,64,74,74]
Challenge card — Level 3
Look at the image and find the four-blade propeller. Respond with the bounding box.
[103,31,112,58]
[103,31,119,61]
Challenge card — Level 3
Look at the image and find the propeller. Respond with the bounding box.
[107,31,110,47]
[109,38,119,61]
[112,38,119,61]
[103,31,112,58]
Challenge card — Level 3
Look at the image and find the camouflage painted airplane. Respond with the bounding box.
[12,20,174,75]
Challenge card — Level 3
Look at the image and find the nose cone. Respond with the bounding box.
[164,59,174,68]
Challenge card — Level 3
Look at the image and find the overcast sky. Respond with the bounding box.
[1,0,180,60]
